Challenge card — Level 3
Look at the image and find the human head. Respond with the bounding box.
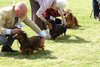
[15,2,28,18]
[51,0,66,11]
[56,0,66,9]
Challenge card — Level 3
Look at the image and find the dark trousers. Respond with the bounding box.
[93,0,100,18]
[0,34,15,46]
[29,0,47,30]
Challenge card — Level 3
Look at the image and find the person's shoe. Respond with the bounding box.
[1,45,18,52]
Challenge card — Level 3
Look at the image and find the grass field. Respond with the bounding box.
[0,0,100,67]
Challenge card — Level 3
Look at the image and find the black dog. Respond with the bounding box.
[48,19,67,39]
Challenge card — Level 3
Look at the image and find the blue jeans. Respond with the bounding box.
[0,34,15,46]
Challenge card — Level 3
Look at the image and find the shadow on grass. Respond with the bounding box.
[0,50,57,60]
[67,25,81,30]
[49,35,91,43]
[70,25,92,30]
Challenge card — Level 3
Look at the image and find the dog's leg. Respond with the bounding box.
[64,33,66,36]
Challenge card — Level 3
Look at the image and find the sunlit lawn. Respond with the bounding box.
[0,0,100,67]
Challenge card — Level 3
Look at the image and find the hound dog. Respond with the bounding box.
[14,30,45,55]
[65,10,80,28]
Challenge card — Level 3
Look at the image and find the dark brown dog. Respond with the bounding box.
[65,10,80,28]
[14,30,45,55]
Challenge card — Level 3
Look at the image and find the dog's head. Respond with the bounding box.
[13,30,27,39]
[65,10,78,28]
[65,10,73,22]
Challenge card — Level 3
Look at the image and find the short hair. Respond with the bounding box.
[15,2,27,13]
[56,0,67,9]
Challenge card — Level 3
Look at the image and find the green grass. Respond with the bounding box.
[0,0,100,67]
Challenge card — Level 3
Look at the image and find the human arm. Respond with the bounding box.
[58,8,66,25]
[36,0,56,23]
[23,17,46,37]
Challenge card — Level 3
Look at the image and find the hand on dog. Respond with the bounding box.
[38,30,51,39]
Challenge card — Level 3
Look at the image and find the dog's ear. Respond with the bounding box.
[67,9,71,12]
[65,9,71,14]
[69,9,71,12]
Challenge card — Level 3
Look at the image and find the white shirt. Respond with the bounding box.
[36,0,56,18]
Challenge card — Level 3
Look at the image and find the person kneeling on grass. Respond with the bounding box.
[0,2,47,52]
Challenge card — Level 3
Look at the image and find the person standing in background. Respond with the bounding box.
[92,0,100,20]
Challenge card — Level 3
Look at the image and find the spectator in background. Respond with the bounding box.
[92,0,100,20]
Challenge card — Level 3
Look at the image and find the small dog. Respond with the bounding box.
[65,10,80,28]
[14,30,45,55]
[48,20,67,39]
